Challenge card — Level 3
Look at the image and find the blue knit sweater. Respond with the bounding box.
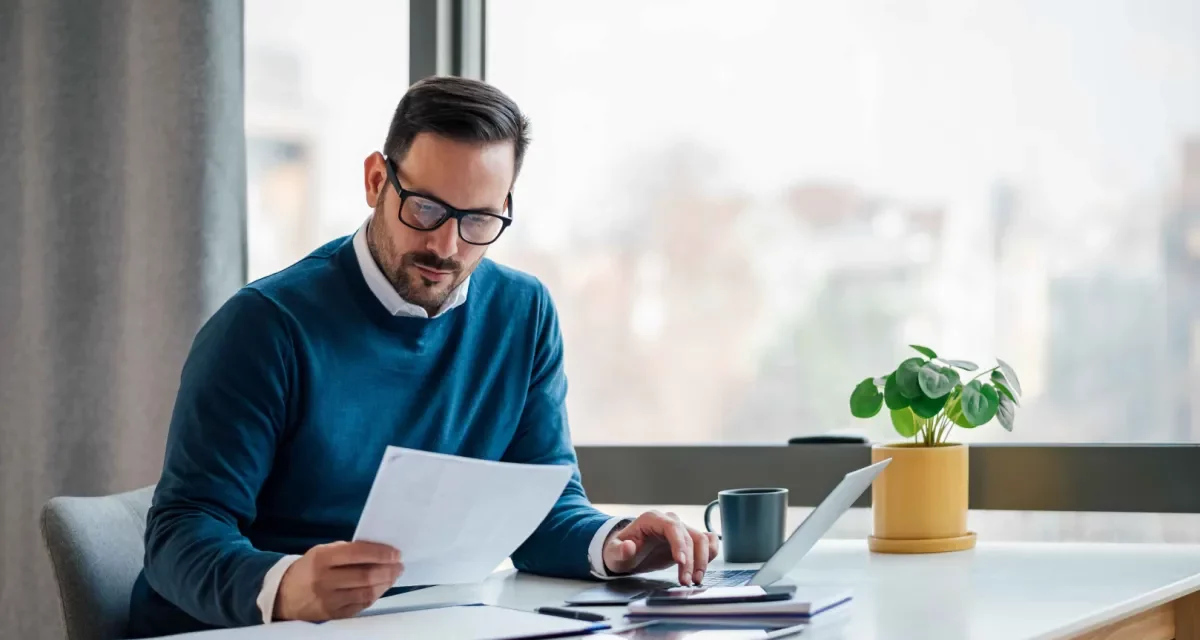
[127,236,609,636]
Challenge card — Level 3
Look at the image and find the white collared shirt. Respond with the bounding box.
[351,218,470,318]
[255,218,626,623]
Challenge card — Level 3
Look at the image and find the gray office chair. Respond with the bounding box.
[41,485,155,640]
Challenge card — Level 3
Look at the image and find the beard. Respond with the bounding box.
[365,204,477,314]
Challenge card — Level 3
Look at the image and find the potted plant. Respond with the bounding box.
[848,345,1022,553]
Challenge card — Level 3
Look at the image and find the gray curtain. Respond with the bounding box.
[0,1,246,637]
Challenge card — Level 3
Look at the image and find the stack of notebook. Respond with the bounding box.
[626,586,853,626]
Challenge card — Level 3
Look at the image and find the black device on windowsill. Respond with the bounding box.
[787,434,868,445]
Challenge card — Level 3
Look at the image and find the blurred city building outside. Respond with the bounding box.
[244,0,1200,543]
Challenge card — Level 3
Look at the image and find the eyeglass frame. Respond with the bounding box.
[383,155,514,246]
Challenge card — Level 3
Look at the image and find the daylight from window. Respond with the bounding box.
[246,0,1200,449]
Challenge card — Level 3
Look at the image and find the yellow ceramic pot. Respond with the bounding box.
[868,443,976,553]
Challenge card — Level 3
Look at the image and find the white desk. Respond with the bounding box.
[177,540,1200,639]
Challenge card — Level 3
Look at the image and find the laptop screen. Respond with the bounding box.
[749,458,890,586]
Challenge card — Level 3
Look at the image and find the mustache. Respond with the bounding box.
[403,251,462,272]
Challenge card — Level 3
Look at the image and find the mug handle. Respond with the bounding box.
[703,499,719,533]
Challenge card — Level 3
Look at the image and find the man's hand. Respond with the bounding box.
[601,511,720,586]
[275,541,403,621]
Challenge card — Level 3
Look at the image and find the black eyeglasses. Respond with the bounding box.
[383,156,513,246]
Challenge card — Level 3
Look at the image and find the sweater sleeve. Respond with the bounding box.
[503,286,611,579]
[142,289,295,627]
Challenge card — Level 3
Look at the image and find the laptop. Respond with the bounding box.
[564,458,891,605]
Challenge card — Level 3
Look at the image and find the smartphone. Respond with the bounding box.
[643,585,797,606]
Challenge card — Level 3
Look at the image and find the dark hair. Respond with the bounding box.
[383,76,531,177]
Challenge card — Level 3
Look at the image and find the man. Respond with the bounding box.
[128,76,718,637]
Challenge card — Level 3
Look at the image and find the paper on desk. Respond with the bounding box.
[322,604,601,640]
[165,620,328,639]
[352,446,573,586]
[324,602,600,638]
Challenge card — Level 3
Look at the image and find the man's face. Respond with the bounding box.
[362,133,515,314]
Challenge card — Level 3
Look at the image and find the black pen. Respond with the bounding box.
[535,606,608,622]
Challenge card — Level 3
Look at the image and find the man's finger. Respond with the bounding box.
[603,536,640,574]
[330,602,367,620]
[328,594,373,620]
[333,581,394,617]
[706,532,720,561]
[328,562,404,589]
[678,522,696,585]
[650,517,694,585]
[325,541,401,567]
[330,584,382,612]
[692,530,710,585]
[613,539,638,562]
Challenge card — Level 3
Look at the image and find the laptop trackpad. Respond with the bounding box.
[563,577,678,606]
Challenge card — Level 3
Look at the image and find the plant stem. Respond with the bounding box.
[931,409,954,444]
[968,365,1000,384]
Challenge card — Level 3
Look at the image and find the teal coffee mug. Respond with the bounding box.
[704,488,788,563]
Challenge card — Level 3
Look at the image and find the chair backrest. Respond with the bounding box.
[41,486,155,640]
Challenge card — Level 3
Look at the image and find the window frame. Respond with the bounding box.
[575,444,1200,512]
[409,0,1200,514]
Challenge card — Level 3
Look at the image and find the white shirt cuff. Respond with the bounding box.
[256,554,302,624]
[588,516,634,579]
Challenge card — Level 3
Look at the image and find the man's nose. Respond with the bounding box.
[426,218,460,259]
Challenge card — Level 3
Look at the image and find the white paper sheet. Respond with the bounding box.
[321,604,601,640]
[352,446,573,586]
[166,620,328,639]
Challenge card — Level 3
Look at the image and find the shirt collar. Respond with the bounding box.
[352,218,470,319]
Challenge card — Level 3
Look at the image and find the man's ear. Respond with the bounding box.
[363,152,388,208]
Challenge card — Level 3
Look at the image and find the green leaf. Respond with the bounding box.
[895,357,925,399]
[997,394,1016,431]
[918,364,958,399]
[993,379,1020,406]
[961,380,1000,426]
[890,407,918,438]
[996,358,1022,396]
[946,392,976,428]
[911,391,949,419]
[850,378,884,418]
[942,359,979,371]
[883,372,910,410]
[910,344,938,359]
[945,366,962,386]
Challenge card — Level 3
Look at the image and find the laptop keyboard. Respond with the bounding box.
[696,568,757,587]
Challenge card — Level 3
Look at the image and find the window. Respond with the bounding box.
[486,0,1200,444]
[235,0,1200,545]
[245,0,409,281]
[591,503,1200,545]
